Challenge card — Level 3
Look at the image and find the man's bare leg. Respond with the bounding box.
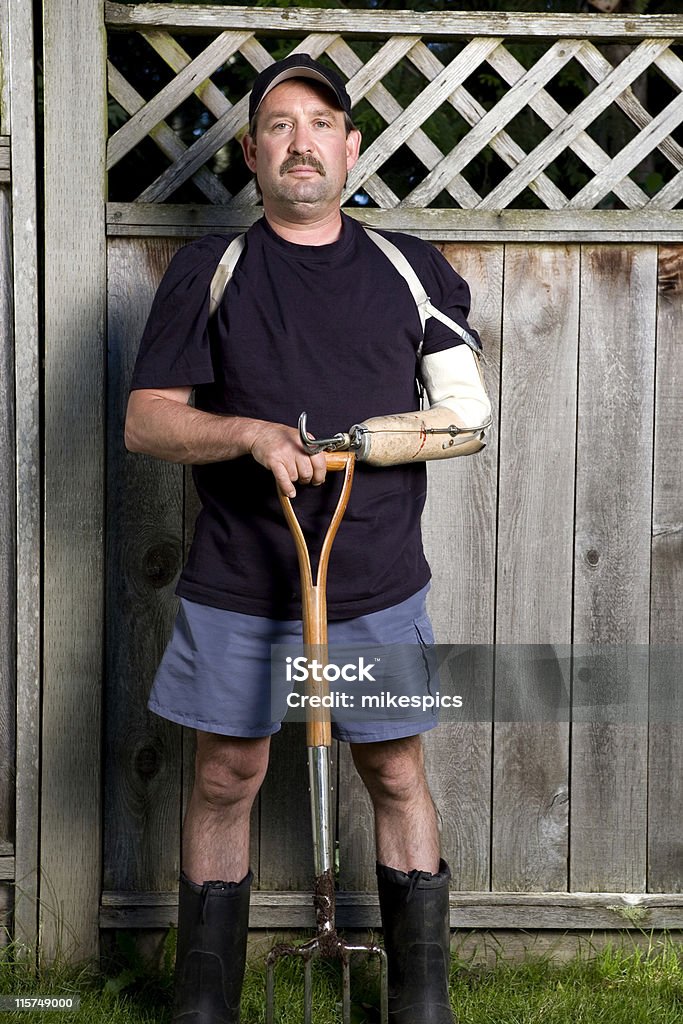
[173,733,270,1022]
[350,734,440,873]
[352,734,454,1022]
[182,731,271,883]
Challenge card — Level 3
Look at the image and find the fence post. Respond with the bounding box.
[41,0,107,959]
[6,0,41,955]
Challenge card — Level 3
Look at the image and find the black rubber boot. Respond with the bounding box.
[172,870,252,1024]
[376,859,455,1024]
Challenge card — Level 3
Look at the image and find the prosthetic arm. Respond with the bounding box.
[355,345,491,466]
[301,345,492,467]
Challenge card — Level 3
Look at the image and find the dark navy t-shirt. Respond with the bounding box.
[130,214,478,620]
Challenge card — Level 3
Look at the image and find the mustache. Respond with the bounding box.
[279,154,326,177]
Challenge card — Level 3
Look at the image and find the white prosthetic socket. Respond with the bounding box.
[352,346,491,468]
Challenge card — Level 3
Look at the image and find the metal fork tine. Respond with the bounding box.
[266,959,275,1024]
[303,957,313,1024]
[378,947,389,1024]
[342,955,351,1024]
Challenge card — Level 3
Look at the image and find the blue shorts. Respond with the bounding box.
[148,585,438,743]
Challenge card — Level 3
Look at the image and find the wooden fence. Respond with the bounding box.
[1,1,682,961]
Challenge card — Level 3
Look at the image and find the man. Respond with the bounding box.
[125,54,490,1024]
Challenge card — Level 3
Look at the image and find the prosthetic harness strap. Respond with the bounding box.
[361,228,481,358]
[209,234,246,319]
[208,229,481,359]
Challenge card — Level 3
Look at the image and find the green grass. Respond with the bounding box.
[0,933,681,1023]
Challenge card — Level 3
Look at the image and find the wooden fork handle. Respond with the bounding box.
[278,452,355,747]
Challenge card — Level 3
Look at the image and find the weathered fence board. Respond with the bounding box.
[257,727,316,891]
[496,244,579,646]
[6,0,41,952]
[647,720,683,894]
[491,245,578,892]
[41,0,106,960]
[337,746,375,892]
[422,243,503,893]
[105,205,683,244]
[0,0,12,891]
[99,888,683,932]
[0,188,14,852]
[648,245,683,893]
[105,6,683,40]
[0,135,13,958]
[0,1,9,135]
[105,239,185,895]
[425,244,502,651]
[570,246,656,892]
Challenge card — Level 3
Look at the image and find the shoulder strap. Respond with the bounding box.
[209,234,246,317]
[209,229,481,357]
[363,227,481,357]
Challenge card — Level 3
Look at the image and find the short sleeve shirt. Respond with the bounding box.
[130,214,479,620]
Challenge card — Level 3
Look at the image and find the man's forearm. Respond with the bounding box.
[125,391,260,464]
[125,389,328,497]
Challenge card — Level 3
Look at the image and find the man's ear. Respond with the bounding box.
[241,131,257,173]
[346,129,362,172]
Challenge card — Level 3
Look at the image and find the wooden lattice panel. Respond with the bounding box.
[106,5,683,211]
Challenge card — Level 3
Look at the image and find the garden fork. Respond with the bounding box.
[266,447,388,1024]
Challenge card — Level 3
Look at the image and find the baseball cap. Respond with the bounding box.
[248,53,352,122]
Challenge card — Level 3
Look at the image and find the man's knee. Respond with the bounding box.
[193,732,270,808]
[351,734,427,803]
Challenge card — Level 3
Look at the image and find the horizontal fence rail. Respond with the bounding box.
[99,890,683,932]
[105,6,683,39]
[105,4,683,236]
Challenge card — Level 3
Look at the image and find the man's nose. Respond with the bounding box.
[289,124,314,153]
